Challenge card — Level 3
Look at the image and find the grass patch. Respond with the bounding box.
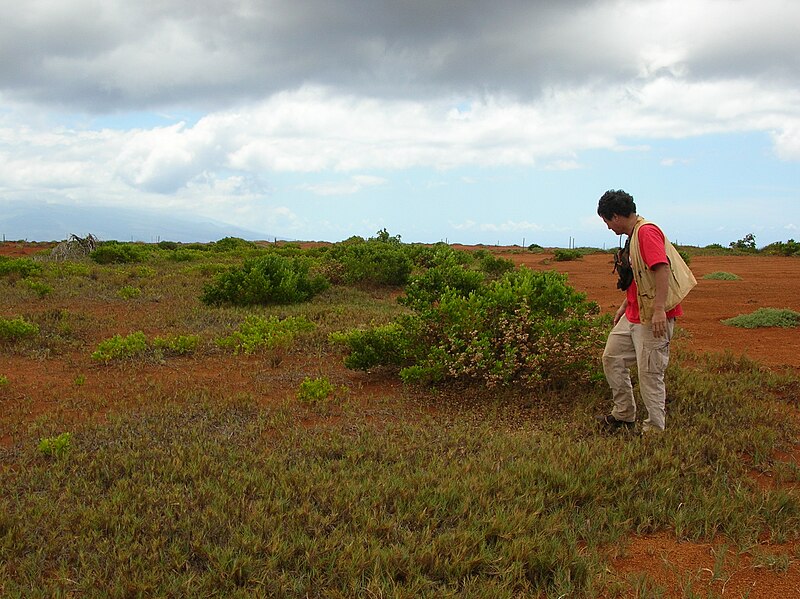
[722,308,800,328]
[703,271,741,281]
[1,354,798,597]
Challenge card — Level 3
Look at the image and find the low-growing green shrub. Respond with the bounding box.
[152,334,201,355]
[0,374,9,387]
[216,315,315,354]
[212,236,257,253]
[21,279,53,298]
[703,272,741,281]
[0,257,43,278]
[336,268,607,391]
[38,432,72,458]
[90,242,145,264]
[319,231,414,286]
[0,317,40,340]
[91,331,149,361]
[330,323,408,370]
[722,308,800,329]
[399,260,485,311]
[761,239,800,257]
[117,285,142,299]
[55,262,92,277]
[553,249,582,262]
[201,254,329,306]
[478,253,515,277]
[167,249,205,262]
[296,376,337,403]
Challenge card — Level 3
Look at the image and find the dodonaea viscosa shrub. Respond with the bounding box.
[201,254,329,306]
[0,257,42,278]
[91,331,148,361]
[217,315,315,354]
[399,259,485,311]
[323,240,413,286]
[337,268,607,391]
[90,242,145,264]
[0,317,39,340]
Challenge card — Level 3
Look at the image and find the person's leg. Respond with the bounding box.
[602,315,638,423]
[632,318,675,431]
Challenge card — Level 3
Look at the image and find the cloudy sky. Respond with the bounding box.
[1,0,798,246]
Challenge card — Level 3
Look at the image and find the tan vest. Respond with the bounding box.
[629,217,697,323]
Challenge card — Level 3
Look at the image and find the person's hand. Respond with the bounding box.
[613,304,626,325]
[651,308,668,337]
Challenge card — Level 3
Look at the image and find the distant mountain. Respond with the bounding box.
[0,202,282,243]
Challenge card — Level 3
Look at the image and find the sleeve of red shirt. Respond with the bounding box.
[638,224,668,268]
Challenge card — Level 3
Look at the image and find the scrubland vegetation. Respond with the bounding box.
[0,233,798,597]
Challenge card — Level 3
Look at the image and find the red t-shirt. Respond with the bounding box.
[625,223,683,324]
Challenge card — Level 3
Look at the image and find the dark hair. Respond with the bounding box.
[597,189,636,219]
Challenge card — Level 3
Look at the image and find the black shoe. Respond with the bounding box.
[595,414,635,432]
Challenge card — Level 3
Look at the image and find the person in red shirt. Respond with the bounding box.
[596,190,682,433]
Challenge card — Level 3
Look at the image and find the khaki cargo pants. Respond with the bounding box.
[602,315,675,432]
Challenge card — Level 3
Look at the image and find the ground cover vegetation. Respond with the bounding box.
[0,234,798,597]
[722,308,800,329]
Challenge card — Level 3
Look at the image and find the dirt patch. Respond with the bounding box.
[609,533,800,598]
[497,251,800,371]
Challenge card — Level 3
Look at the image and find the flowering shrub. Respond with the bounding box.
[336,268,607,391]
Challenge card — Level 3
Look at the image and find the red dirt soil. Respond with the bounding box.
[3,242,800,597]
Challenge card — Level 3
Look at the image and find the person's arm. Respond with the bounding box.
[650,263,669,337]
[614,298,628,325]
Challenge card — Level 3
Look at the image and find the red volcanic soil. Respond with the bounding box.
[485,248,800,372]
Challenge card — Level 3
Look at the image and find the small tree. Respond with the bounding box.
[730,233,757,252]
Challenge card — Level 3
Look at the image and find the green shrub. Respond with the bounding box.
[56,262,92,277]
[157,241,179,251]
[337,268,606,391]
[117,285,142,299]
[38,432,71,459]
[761,239,800,257]
[201,254,329,306]
[21,279,53,298]
[0,317,39,340]
[399,261,485,312]
[703,272,741,281]
[722,308,800,329]
[167,249,204,262]
[0,374,9,387]
[152,334,201,355]
[677,248,692,265]
[213,237,256,253]
[91,331,149,361]
[296,376,337,403]
[330,323,409,370]
[90,242,145,264]
[478,253,515,277]
[216,315,315,354]
[0,257,43,278]
[553,249,582,262]
[328,241,413,286]
[133,266,156,278]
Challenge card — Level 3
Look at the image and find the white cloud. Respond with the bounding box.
[772,124,800,161]
[298,175,387,196]
[452,220,547,233]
